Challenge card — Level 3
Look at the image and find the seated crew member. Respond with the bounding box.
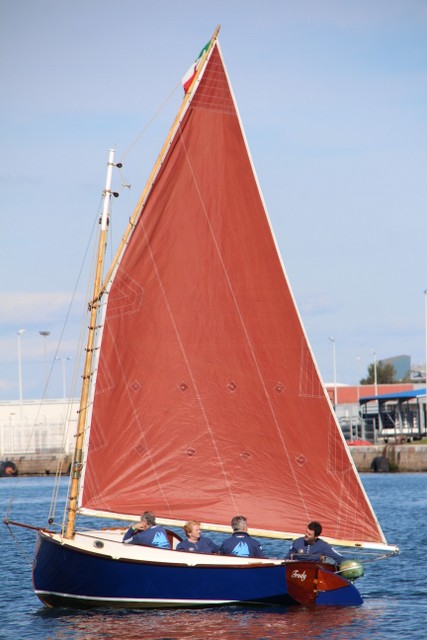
[123,511,171,549]
[219,515,265,558]
[287,521,344,564]
[176,520,219,553]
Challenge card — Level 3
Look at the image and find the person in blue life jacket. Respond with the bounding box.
[176,520,219,554]
[219,515,265,558]
[286,521,344,564]
[123,511,171,549]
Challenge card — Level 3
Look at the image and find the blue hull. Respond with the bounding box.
[32,532,363,609]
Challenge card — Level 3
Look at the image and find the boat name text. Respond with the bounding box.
[291,569,307,582]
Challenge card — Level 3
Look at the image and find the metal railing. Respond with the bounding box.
[0,420,76,456]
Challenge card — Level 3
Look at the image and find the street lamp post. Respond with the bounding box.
[56,357,71,399]
[370,350,378,396]
[356,356,361,403]
[424,290,427,386]
[39,330,51,392]
[329,336,337,408]
[17,329,25,420]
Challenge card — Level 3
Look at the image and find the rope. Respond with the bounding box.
[335,550,398,574]
[4,196,103,529]
[4,522,34,566]
[358,551,398,565]
[120,82,181,161]
[4,84,180,529]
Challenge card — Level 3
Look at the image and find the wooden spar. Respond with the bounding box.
[98,25,221,297]
[65,149,116,539]
[65,27,221,538]
[4,518,53,534]
[76,507,399,553]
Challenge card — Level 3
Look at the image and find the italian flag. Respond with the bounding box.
[182,40,211,93]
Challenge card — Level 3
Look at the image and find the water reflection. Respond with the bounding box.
[4,475,427,639]
[36,602,385,640]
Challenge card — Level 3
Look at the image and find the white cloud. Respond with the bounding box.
[0,291,80,324]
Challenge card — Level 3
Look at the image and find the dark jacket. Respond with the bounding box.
[123,524,171,549]
[219,531,265,558]
[287,537,343,564]
[176,536,219,554]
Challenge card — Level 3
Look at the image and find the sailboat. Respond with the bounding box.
[9,27,398,609]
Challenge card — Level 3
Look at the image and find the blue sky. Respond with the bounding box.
[1,0,427,401]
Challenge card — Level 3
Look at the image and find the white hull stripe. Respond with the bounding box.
[35,590,234,605]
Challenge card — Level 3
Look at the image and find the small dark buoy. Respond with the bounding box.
[370,455,390,473]
[0,460,18,477]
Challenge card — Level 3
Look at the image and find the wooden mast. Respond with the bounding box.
[65,149,116,539]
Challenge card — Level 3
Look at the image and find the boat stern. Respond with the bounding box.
[285,562,363,607]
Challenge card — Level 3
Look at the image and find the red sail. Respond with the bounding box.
[81,43,385,546]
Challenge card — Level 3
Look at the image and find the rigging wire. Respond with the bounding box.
[4,196,104,526]
[5,81,180,528]
[120,82,181,161]
[105,83,181,258]
[4,522,34,566]
[50,199,107,526]
[57,199,108,532]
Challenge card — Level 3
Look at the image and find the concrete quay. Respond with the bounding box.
[349,444,427,472]
[1,454,72,476]
[2,446,427,476]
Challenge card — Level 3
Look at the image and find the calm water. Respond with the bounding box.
[1,473,426,639]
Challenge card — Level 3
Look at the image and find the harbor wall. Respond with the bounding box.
[1,454,71,476]
[348,444,427,472]
[3,398,426,476]
[2,446,427,476]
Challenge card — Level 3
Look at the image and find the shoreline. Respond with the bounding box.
[349,443,427,472]
[2,445,427,476]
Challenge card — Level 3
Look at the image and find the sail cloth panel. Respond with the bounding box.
[81,43,385,546]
